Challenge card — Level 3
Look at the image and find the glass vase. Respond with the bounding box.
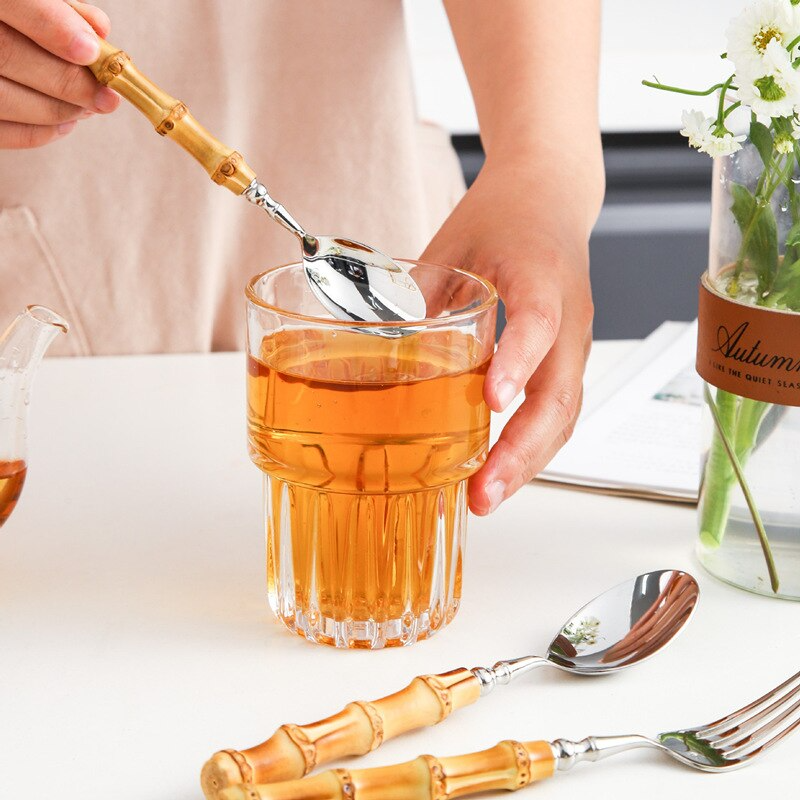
[697,141,800,599]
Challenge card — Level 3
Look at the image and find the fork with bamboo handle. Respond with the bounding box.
[219,739,557,800]
[218,667,800,797]
[200,570,698,800]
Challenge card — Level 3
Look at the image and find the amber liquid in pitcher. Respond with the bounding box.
[247,328,490,647]
[0,460,27,527]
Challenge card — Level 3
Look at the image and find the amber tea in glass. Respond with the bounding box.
[0,460,27,527]
[246,261,497,648]
[0,306,68,530]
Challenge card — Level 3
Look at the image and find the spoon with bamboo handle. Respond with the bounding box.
[200,570,698,800]
[87,39,426,325]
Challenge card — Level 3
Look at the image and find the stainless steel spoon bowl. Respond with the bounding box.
[472,568,699,693]
[244,179,426,324]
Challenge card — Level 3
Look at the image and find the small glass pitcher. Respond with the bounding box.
[0,306,68,527]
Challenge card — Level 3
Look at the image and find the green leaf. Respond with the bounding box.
[659,732,727,767]
[786,221,800,249]
[730,182,779,293]
[749,120,774,167]
[768,257,800,310]
[784,220,800,265]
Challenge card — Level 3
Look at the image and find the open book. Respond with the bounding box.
[494,322,702,503]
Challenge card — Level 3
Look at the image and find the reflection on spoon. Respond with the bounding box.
[472,569,700,691]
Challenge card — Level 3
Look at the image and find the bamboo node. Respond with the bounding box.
[505,741,532,788]
[221,749,253,783]
[419,675,453,722]
[281,724,317,775]
[421,755,449,800]
[96,50,130,84]
[212,152,243,184]
[156,102,188,135]
[334,769,356,799]
[352,701,384,750]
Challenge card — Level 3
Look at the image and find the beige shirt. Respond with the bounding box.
[0,1,465,356]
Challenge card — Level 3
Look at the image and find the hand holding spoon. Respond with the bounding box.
[87,39,425,325]
[200,569,699,800]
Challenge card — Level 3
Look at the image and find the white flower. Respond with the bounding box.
[727,0,800,78]
[736,38,800,118]
[679,109,745,157]
[680,109,714,149]
[792,114,800,138]
[776,132,795,152]
[704,130,747,157]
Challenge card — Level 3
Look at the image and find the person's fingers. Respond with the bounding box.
[0,23,117,111]
[485,284,562,413]
[469,324,589,515]
[0,0,101,65]
[64,0,111,38]
[0,118,76,148]
[0,75,90,124]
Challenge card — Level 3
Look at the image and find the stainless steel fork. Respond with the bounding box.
[552,667,800,774]
[219,669,800,799]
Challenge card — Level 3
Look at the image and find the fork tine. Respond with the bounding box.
[718,693,800,757]
[723,708,800,762]
[705,680,800,748]
[697,670,800,738]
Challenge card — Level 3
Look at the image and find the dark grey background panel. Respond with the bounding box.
[589,228,709,339]
[452,133,713,340]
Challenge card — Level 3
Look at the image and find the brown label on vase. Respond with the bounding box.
[697,272,800,406]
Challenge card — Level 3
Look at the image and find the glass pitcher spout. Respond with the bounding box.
[0,306,69,527]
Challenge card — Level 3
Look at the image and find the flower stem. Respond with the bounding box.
[703,385,780,593]
[699,388,737,549]
[715,76,734,126]
[641,79,730,96]
[723,100,742,118]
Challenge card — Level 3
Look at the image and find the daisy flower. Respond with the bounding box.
[680,109,714,149]
[736,38,800,118]
[726,0,800,78]
[680,110,745,157]
[703,130,748,157]
[775,132,795,152]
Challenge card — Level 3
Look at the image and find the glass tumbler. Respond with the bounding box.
[246,261,497,648]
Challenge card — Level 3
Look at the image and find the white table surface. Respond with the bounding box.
[1,342,797,798]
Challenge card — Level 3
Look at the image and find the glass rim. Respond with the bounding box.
[245,258,498,328]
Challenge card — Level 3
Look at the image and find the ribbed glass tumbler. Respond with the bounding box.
[246,261,497,648]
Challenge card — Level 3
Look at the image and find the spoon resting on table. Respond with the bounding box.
[87,39,426,325]
[200,569,698,800]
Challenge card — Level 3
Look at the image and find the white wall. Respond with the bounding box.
[404,0,749,134]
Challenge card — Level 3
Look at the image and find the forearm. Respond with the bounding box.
[444,0,605,232]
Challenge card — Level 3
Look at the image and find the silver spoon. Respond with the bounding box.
[86,40,427,327]
[201,569,698,798]
[473,568,699,692]
[243,179,427,324]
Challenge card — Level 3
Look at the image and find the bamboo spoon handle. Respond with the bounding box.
[217,740,556,800]
[88,39,256,194]
[200,668,481,800]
